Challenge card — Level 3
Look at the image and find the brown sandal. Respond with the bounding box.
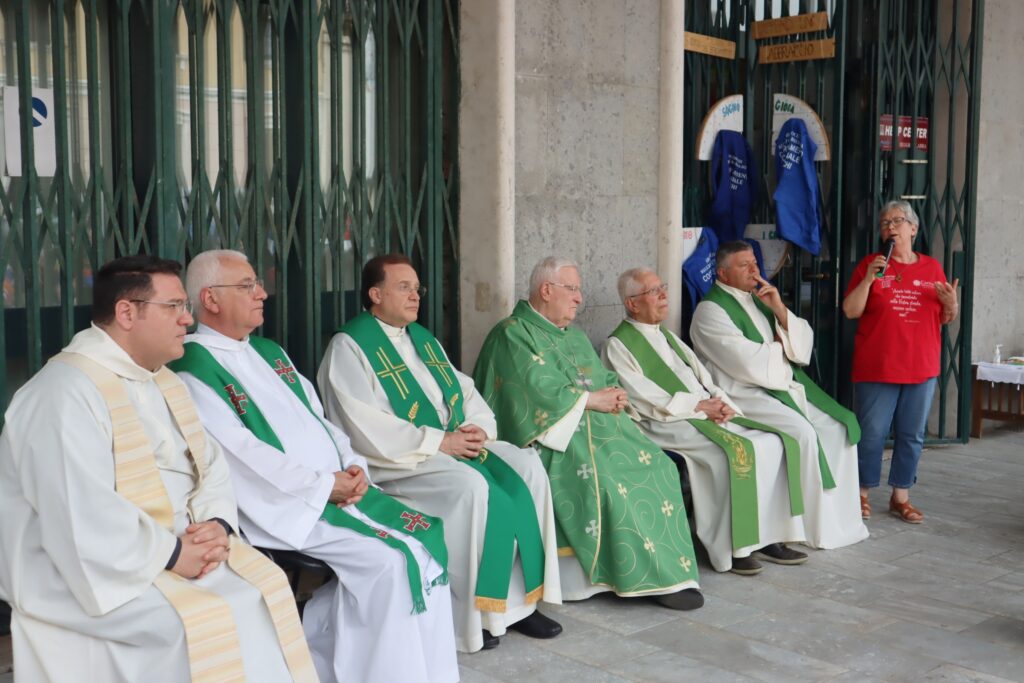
[889,496,924,524]
[860,494,871,519]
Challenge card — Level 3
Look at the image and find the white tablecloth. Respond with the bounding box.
[975,362,1024,385]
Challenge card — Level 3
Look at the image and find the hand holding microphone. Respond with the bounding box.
[874,238,896,278]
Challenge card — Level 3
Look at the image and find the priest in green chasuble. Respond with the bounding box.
[317,254,563,653]
[473,256,703,610]
[602,267,810,576]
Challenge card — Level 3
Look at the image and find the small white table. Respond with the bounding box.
[971,362,1024,437]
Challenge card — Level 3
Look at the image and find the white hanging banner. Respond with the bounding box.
[4,87,57,177]
[770,94,830,161]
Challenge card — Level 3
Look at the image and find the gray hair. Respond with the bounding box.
[715,240,754,270]
[528,256,581,296]
[880,200,920,226]
[186,249,250,310]
[617,267,654,305]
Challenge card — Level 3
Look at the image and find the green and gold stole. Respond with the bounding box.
[704,283,863,489]
[170,336,448,615]
[341,311,546,612]
[611,321,805,550]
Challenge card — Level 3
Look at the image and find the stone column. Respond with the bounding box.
[458,0,516,369]
[657,0,685,335]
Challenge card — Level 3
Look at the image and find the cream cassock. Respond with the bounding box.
[0,326,292,682]
[317,317,562,653]
[690,281,869,549]
[602,317,807,571]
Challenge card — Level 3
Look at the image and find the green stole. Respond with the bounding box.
[169,335,448,614]
[610,321,805,550]
[703,283,863,489]
[341,312,546,612]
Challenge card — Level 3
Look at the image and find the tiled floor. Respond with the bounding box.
[1,428,1021,682]
[456,427,1024,682]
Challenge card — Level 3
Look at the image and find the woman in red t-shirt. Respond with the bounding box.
[842,200,959,524]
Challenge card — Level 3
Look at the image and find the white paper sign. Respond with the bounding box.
[770,94,829,161]
[4,86,57,177]
[696,95,745,161]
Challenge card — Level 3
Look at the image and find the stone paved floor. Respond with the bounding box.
[456,427,1024,682]
[0,428,1020,683]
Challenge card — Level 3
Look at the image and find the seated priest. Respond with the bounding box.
[690,241,869,549]
[317,254,563,653]
[473,256,704,610]
[0,255,317,682]
[602,267,809,575]
[171,250,458,683]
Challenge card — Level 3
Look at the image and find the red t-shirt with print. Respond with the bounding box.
[845,252,947,384]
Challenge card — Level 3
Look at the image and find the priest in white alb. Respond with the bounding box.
[0,255,317,682]
[602,267,809,575]
[690,241,869,549]
[172,249,458,683]
[317,254,563,653]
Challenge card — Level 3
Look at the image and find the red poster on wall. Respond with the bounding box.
[880,115,929,152]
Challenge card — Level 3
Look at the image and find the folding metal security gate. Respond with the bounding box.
[0,0,459,414]
[839,0,983,442]
[682,0,982,443]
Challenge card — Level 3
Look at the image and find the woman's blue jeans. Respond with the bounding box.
[855,378,937,489]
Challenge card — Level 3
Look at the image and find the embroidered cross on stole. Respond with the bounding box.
[341,311,547,612]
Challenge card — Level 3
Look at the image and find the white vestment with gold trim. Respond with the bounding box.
[0,326,292,682]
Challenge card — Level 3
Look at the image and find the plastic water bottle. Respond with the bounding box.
[993,344,1003,364]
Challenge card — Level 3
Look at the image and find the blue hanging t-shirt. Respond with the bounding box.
[708,130,758,243]
[681,228,720,311]
[772,118,821,255]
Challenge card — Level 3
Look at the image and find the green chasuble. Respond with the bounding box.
[170,336,448,614]
[703,283,863,490]
[609,321,805,551]
[473,301,699,595]
[339,312,546,613]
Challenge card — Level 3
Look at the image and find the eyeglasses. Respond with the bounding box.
[208,279,264,296]
[392,283,427,297]
[879,216,909,229]
[547,281,582,294]
[130,299,193,316]
[628,283,669,298]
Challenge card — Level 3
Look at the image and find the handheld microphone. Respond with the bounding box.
[875,238,896,278]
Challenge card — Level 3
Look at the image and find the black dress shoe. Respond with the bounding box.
[509,610,562,639]
[653,588,704,611]
[481,629,500,650]
[729,555,763,576]
[753,543,808,565]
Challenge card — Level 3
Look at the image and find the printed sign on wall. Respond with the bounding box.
[4,87,57,177]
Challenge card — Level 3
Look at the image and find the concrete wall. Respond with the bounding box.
[459,0,516,370]
[973,0,1024,361]
[514,0,663,344]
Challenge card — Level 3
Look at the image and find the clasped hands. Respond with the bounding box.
[330,465,370,508]
[586,387,629,414]
[440,424,488,458]
[171,520,231,580]
[697,397,735,424]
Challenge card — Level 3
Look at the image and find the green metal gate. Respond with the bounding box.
[839,0,983,442]
[684,0,848,390]
[0,0,459,415]
[683,0,982,443]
